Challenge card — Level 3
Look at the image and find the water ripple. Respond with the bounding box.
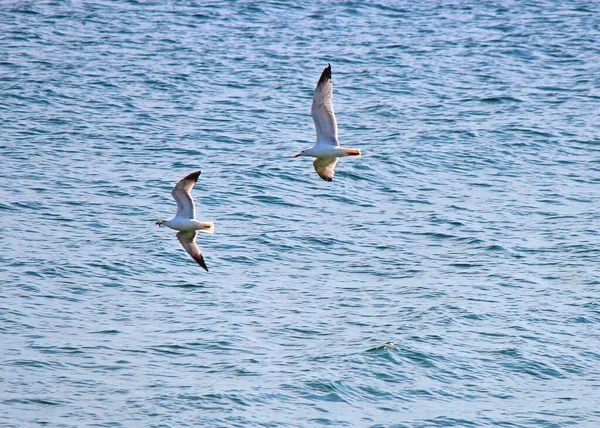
[1,0,600,426]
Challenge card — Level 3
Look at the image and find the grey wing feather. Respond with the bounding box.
[176,230,208,271]
[171,171,200,219]
[313,157,339,182]
[311,64,339,146]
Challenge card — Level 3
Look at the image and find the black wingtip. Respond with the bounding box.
[317,63,332,86]
[194,254,209,271]
[185,170,201,183]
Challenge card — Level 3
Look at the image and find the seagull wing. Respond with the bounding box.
[171,170,200,219]
[311,64,339,146]
[313,157,339,182]
[176,231,208,271]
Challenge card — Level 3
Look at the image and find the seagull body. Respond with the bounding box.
[295,64,361,181]
[156,171,214,271]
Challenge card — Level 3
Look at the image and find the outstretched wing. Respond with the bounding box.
[176,230,208,271]
[313,157,339,182]
[311,64,339,146]
[171,171,200,219]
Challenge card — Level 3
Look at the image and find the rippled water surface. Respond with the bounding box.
[2,1,600,426]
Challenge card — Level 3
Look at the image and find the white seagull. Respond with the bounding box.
[156,171,215,271]
[295,63,361,181]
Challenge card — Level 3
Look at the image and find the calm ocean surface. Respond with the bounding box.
[1,1,600,426]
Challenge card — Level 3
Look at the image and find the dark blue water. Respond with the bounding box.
[2,1,600,426]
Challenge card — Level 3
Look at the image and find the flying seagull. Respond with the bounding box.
[295,63,361,181]
[156,171,215,271]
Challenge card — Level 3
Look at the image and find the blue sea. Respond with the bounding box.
[1,1,600,426]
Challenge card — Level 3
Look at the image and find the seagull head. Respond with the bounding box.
[155,221,164,227]
[295,149,308,158]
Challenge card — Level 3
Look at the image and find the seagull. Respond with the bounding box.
[155,171,215,271]
[295,63,361,181]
